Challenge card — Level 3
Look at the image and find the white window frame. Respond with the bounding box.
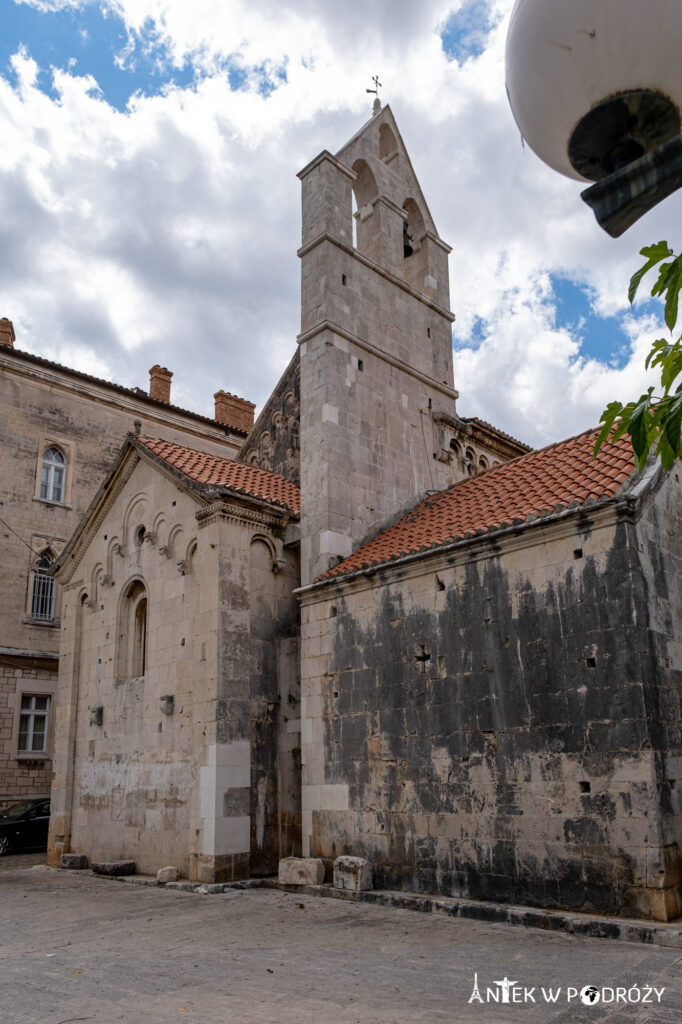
[40,446,66,503]
[33,436,73,507]
[17,694,51,754]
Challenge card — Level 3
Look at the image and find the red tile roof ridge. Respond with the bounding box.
[3,346,249,436]
[135,436,300,516]
[316,425,638,583]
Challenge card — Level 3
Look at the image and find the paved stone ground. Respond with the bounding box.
[0,857,681,1024]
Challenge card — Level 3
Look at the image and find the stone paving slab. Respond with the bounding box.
[1,860,681,1023]
[96,869,682,950]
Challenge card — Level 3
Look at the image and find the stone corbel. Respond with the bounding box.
[177,559,188,576]
[143,531,157,546]
[113,543,126,557]
[159,545,171,558]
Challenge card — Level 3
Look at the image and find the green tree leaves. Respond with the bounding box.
[595,241,682,471]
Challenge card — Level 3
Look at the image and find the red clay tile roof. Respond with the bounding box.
[137,437,300,515]
[320,427,636,581]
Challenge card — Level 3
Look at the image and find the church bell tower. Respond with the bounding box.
[297,103,458,584]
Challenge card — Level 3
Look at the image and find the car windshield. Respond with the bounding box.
[0,800,42,819]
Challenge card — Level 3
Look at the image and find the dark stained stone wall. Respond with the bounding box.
[249,539,300,876]
[303,472,682,920]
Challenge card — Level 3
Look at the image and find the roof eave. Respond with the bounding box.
[298,461,661,597]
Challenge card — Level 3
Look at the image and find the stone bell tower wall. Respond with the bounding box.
[297,110,459,585]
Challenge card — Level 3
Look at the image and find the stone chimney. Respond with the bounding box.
[149,365,173,404]
[0,318,16,349]
[214,391,256,433]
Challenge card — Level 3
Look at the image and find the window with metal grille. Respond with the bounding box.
[40,446,66,502]
[31,554,55,621]
[18,694,51,753]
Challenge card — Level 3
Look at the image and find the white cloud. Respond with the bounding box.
[2,0,680,447]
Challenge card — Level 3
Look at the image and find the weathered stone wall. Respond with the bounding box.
[239,350,300,485]
[298,140,460,584]
[249,539,301,874]
[633,467,682,905]
[0,655,55,807]
[49,459,215,877]
[49,452,301,881]
[0,350,243,804]
[300,473,682,921]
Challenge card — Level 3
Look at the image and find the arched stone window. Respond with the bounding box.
[31,551,56,621]
[449,438,461,457]
[118,580,148,679]
[352,159,379,208]
[465,447,475,476]
[352,159,381,263]
[379,123,398,162]
[479,456,489,471]
[40,447,66,503]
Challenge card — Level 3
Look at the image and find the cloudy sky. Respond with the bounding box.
[0,0,678,448]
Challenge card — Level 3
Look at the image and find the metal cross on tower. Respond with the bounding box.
[367,75,382,115]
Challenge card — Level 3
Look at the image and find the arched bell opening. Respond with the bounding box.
[402,198,425,258]
[352,159,380,261]
[379,123,398,163]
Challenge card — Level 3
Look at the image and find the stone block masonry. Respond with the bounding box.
[299,470,682,921]
[297,106,461,586]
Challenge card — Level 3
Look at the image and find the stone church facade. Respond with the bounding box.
[47,106,681,920]
[48,437,300,880]
[0,325,254,808]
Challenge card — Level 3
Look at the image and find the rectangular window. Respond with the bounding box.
[40,463,64,502]
[18,695,51,753]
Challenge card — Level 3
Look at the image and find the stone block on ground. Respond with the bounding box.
[156,865,179,884]
[91,860,136,877]
[61,853,88,870]
[334,856,373,892]
[278,857,325,886]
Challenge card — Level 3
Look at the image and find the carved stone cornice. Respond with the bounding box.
[196,500,289,530]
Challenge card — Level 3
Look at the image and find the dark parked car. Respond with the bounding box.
[0,798,50,855]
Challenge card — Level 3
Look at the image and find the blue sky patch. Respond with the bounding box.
[1,1,194,111]
[1,1,290,108]
[550,275,636,368]
[441,0,494,63]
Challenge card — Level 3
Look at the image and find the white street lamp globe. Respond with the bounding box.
[505,0,682,182]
